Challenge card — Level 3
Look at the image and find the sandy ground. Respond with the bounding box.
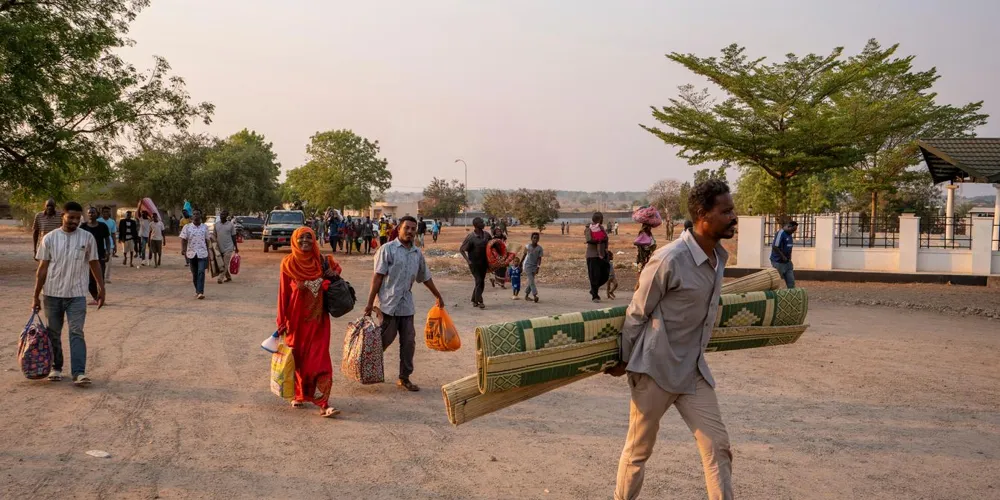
[0,225,998,499]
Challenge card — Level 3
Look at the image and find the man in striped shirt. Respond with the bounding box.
[32,201,105,386]
[32,198,62,256]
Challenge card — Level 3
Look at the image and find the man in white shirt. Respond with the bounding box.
[149,212,166,267]
[179,209,211,299]
[138,211,152,266]
[32,201,104,386]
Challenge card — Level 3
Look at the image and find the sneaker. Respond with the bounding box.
[197,294,205,300]
[73,374,92,386]
[592,297,601,303]
[47,370,63,382]
[533,295,539,303]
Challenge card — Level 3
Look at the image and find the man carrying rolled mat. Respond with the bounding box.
[607,179,738,500]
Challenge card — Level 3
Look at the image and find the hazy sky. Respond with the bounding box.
[121,0,1000,195]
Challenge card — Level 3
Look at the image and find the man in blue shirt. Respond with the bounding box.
[97,206,117,283]
[770,220,797,288]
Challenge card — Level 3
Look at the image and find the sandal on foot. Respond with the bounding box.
[320,407,341,418]
[291,401,305,408]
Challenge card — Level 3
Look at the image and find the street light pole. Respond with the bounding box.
[455,159,468,228]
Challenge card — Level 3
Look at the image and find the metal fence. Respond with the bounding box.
[762,214,816,248]
[836,212,899,248]
[919,215,973,249]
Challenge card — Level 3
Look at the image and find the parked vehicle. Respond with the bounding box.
[262,210,306,252]
[234,215,265,239]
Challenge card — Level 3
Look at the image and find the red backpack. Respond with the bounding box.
[18,312,52,380]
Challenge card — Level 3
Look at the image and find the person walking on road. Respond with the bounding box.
[138,211,151,267]
[584,212,610,303]
[79,207,110,305]
[416,217,427,248]
[770,220,797,289]
[118,211,139,268]
[459,217,491,309]
[431,219,441,243]
[363,216,445,392]
[149,213,165,267]
[213,210,239,284]
[180,209,211,299]
[32,201,104,387]
[276,226,343,418]
[32,198,62,256]
[607,179,738,500]
[520,232,544,303]
[97,206,117,283]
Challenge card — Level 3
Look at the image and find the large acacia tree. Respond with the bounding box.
[642,41,899,218]
[0,0,213,199]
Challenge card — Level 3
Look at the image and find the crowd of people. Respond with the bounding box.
[28,180,754,498]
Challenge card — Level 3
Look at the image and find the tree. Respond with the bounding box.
[694,166,728,185]
[646,179,683,223]
[513,189,560,231]
[284,130,392,210]
[481,189,514,219]
[0,0,214,199]
[115,130,282,213]
[832,40,988,242]
[115,134,216,210]
[642,41,898,219]
[422,177,466,221]
[198,129,281,213]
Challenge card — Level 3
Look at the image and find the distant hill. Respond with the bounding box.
[384,189,648,212]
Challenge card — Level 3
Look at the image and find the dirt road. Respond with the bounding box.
[1,228,997,499]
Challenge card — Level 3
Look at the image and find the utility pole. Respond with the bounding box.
[455,158,468,228]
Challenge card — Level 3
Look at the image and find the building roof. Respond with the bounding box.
[918,138,1000,184]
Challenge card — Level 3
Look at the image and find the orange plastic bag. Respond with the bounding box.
[424,305,461,352]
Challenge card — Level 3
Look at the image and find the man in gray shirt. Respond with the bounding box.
[520,232,543,303]
[364,216,445,392]
[212,210,239,284]
[608,179,738,500]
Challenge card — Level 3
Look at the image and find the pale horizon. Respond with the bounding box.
[121,0,1000,196]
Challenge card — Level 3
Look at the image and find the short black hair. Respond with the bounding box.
[786,220,799,227]
[687,179,731,221]
[531,232,540,238]
[592,212,603,223]
[399,215,418,225]
[472,217,484,225]
[63,201,83,213]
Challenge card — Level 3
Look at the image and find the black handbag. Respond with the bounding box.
[321,258,356,318]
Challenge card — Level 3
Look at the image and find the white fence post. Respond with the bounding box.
[899,214,919,273]
[971,217,993,276]
[737,216,764,268]
[814,215,835,270]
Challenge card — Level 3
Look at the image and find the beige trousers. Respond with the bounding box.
[615,372,733,500]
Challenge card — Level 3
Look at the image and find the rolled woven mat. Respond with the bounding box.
[720,268,781,295]
[452,323,808,425]
[476,288,808,394]
[443,372,596,425]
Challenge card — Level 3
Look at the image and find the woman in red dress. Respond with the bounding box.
[276,227,343,418]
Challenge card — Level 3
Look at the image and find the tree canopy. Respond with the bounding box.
[643,40,899,217]
[512,189,560,231]
[422,177,466,221]
[114,130,281,213]
[284,130,392,211]
[0,0,213,200]
[481,189,515,219]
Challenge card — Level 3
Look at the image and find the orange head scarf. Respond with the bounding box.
[280,227,325,282]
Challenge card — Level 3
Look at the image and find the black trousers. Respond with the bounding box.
[587,257,609,299]
[88,260,106,300]
[380,314,415,379]
[470,266,487,304]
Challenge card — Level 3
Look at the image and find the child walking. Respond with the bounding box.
[606,251,619,300]
[521,232,543,303]
[508,258,522,300]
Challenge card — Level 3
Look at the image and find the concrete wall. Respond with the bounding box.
[737,215,999,276]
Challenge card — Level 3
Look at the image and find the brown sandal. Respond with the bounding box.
[321,407,341,418]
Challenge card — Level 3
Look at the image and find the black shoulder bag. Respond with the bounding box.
[321,258,356,318]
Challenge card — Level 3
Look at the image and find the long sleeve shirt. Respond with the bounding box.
[620,230,728,395]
